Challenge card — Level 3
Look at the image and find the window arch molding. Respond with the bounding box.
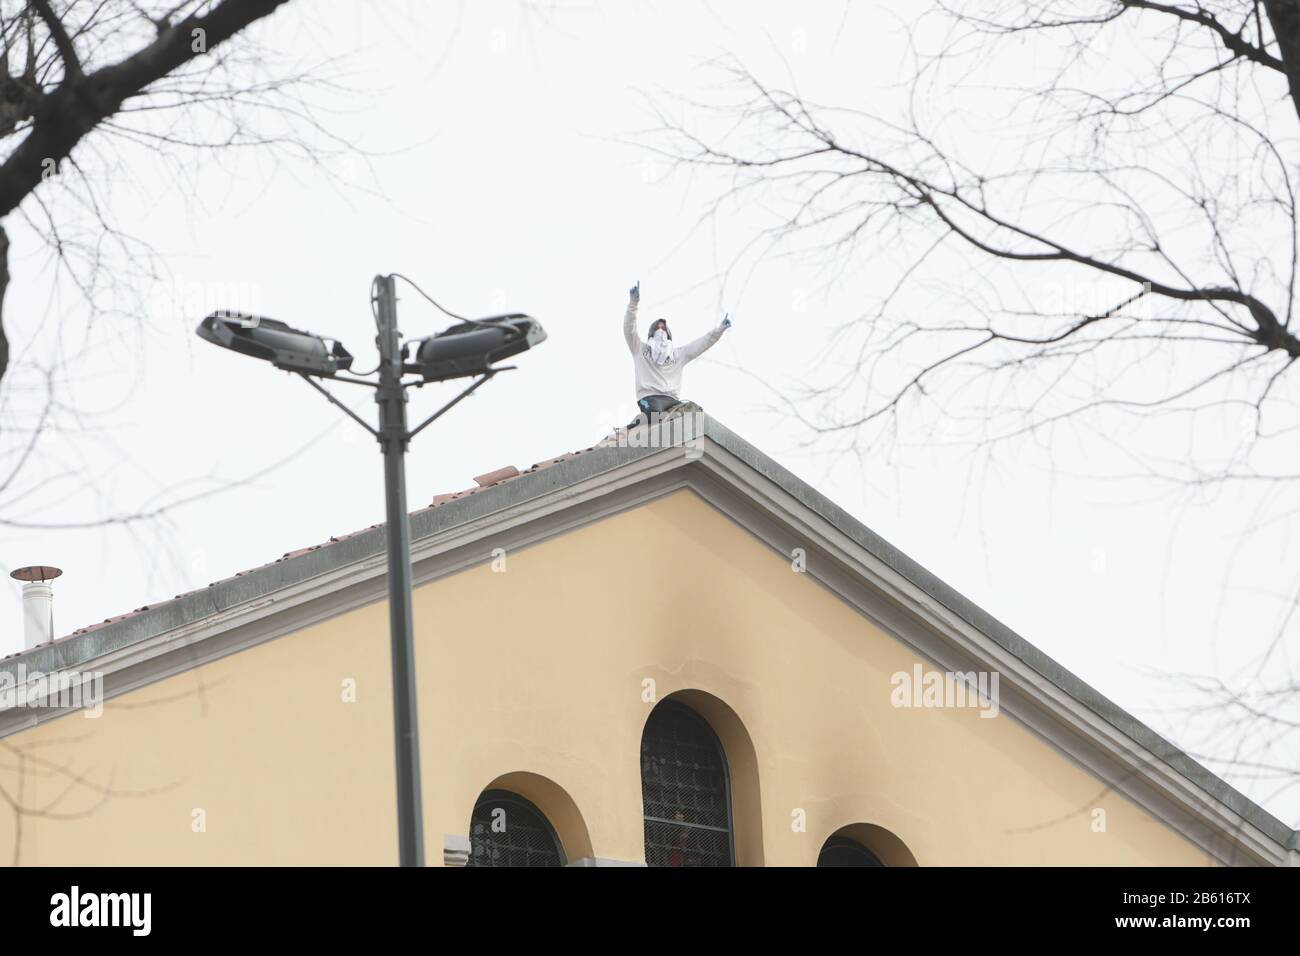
[468,770,595,865]
[467,788,566,867]
[817,822,919,867]
[817,834,885,867]
[638,689,764,866]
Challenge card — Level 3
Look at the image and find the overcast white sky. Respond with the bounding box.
[1,0,1296,825]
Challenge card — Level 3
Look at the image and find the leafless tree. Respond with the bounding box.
[649,2,1298,462]
[646,1,1300,814]
[0,0,367,546]
[0,0,334,382]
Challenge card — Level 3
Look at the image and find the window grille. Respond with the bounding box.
[641,701,734,867]
[467,789,564,867]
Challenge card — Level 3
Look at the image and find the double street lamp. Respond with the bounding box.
[196,274,546,867]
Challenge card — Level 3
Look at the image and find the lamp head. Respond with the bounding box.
[408,313,546,383]
[196,312,354,377]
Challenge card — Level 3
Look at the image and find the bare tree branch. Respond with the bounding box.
[644,1,1300,807]
[0,0,294,387]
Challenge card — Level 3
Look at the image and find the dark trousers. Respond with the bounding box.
[628,393,679,427]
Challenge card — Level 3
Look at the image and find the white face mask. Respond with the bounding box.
[649,326,675,365]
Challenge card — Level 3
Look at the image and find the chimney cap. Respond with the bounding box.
[10,566,61,583]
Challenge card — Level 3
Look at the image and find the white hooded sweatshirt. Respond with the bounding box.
[624,299,725,401]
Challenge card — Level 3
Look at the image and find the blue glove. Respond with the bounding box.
[721,312,732,329]
[629,280,640,301]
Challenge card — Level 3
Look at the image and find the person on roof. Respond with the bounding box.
[623,280,731,426]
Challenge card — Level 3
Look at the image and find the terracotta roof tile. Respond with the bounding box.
[473,465,520,488]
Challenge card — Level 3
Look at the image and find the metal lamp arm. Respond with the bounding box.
[405,370,505,442]
[297,373,381,440]
[328,373,383,388]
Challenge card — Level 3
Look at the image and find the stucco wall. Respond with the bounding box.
[0,490,1214,865]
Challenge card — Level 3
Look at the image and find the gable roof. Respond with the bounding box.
[1,414,1295,864]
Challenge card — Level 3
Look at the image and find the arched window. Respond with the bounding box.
[817,835,885,867]
[640,700,734,867]
[467,789,565,867]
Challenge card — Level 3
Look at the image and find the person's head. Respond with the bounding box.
[648,318,672,340]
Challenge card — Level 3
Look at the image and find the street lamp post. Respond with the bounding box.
[374,274,423,867]
[196,274,546,867]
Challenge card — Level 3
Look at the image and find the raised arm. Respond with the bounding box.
[677,314,730,363]
[623,281,641,356]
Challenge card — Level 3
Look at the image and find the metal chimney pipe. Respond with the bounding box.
[10,566,62,649]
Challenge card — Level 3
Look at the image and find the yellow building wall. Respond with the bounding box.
[0,490,1215,865]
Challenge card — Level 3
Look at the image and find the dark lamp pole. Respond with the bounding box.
[195,274,546,867]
